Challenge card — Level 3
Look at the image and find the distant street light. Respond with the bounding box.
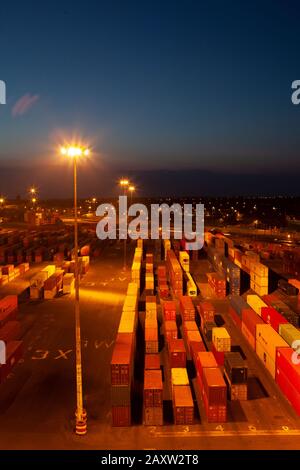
[119,179,129,270]
[60,144,90,436]
[128,185,135,204]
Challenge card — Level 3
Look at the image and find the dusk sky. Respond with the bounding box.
[1,0,300,197]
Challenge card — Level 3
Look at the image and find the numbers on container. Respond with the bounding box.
[183,426,189,433]
[248,425,256,432]
[282,426,289,432]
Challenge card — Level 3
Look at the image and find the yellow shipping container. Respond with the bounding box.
[251,262,268,277]
[123,295,137,312]
[255,341,276,378]
[171,368,189,387]
[118,310,136,333]
[256,324,289,363]
[137,239,143,249]
[251,273,268,287]
[246,294,267,316]
[212,327,231,352]
[127,282,139,297]
[42,264,56,278]
[250,281,268,297]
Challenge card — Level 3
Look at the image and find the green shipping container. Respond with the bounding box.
[278,323,300,348]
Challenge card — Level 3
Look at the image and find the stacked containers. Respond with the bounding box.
[223,259,241,296]
[111,332,134,426]
[196,352,218,396]
[163,239,171,260]
[144,369,163,425]
[197,301,215,328]
[276,347,300,416]
[166,250,183,297]
[256,324,289,378]
[168,339,186,368]
[171,368,193,425]
[202,367,227,423]
[162,301,176,321]
[207,273,226,298]
[179,296,195,321]
[224,352,248,400]
[164,321,177,342]
[250,262,269,296]
[157,265,169,298]
[145,253,154,293]
[212,327,231,366]
[132,247,142,288]
[145,296,158,354]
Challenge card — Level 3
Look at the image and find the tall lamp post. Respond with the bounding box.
[119,179,129,270]
[61,144,89,435]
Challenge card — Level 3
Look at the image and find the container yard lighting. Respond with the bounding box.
[119,179,130,270]
[60,144,90,436]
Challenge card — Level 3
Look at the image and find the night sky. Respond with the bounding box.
[1,0,300,197]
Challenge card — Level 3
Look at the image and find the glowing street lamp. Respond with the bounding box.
[60,144,90,436]
[30,187,36,195]
[0,197,4,205]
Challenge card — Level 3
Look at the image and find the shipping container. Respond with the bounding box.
[203,367,227,406]
[196,352,218,385]
[111,333,134,386]
[189,340,206,366]
[162,301,177,321]
[145,354,160,370]
[278,324,300,348]
[0,296,18,328]
[276,347,300,392]
[173,385,194,425]
[144,369,163,407]
[111,385,131,406]
[171,368,189,387]
[144,406,163,426]
[164,320,178,341]
[212,327,231,352]
[168,339,186,368]
[197,301,215,324]
[112,406,131,426]
[224,352,248,384]
[261,306,288,333]
[247,295,267,316]
[242,307,265,338]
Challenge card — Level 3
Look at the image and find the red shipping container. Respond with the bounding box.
[190,340,206,366]
[276,367,300,416]
[196,352,218,383]
[186,331,202,356]
[203,367,227,406]
[158,284,169,299]
[261,307,288,333]
[0,321,21,343]
[157,265,167,279]
[163,301,176,321]
[145,354,160,370]
[203,392,227,423]
[241,322,256,350]
[0,340,23,383]
[111,333,134,386]
[112,406,131,426]
[164,320,178,341]
[276,347,300,392]
[197,302,215,323]
[242,307,265,338]
[144,369,163,407]
[211,343,225,366]
[168,339,186,368]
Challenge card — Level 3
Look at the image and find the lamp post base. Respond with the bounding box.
[75,409,87,436]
